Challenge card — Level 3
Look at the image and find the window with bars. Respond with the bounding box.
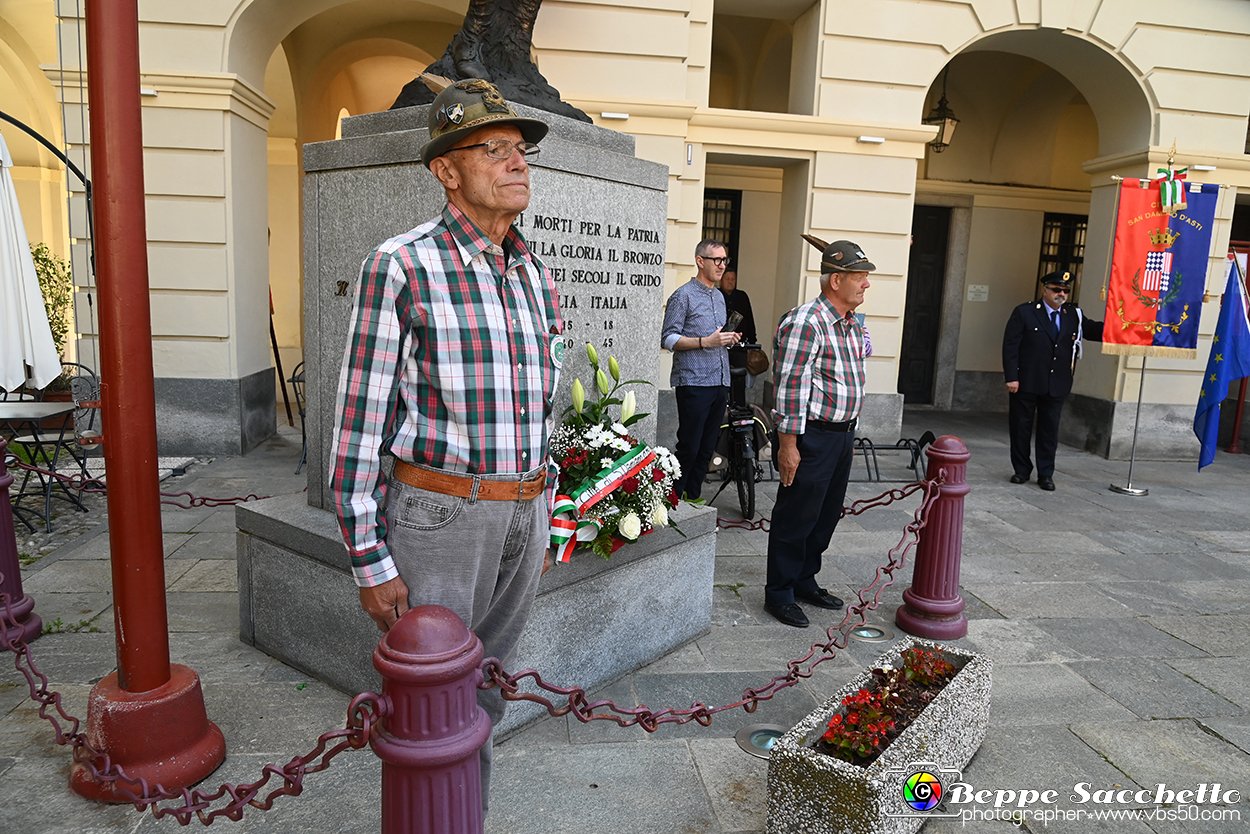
[702,189,741,264]
[1037,213,1088,300]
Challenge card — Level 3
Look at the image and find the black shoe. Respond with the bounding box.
[764,602,809,628]
[1010,473,1028,484]
[1038,476,1055,491]
[796,588,844,610]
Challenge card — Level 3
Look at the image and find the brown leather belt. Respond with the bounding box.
[392,459,545,501]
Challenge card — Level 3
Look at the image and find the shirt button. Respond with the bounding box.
[522,452,528,459]
[520,408,526,415]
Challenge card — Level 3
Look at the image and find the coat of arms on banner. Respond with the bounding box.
[1103,178,1219,359]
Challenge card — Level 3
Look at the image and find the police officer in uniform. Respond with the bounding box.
[1002,271,1103,490]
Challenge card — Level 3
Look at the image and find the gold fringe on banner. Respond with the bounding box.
[1101,343,1197,360]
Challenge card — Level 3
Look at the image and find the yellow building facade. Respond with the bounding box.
[2,0,1249,455]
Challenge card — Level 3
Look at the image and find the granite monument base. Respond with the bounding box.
[236,495,717,739]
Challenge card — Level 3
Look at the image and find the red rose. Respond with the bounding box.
[651,467,666,482]
[667,489,679,507]
[622,477,640,494]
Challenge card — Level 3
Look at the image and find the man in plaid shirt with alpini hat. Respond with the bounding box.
[329,78,561,809]
[764,239,874,628]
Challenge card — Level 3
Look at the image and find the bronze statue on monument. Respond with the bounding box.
[391,0,591,123]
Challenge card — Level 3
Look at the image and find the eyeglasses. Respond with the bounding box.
[444,139,540,160]
[1046,287,1070,295]
[700,256,731,267]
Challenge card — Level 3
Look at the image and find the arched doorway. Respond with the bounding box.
[904,29,1153,416]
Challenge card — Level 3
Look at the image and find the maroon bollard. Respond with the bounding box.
[372,604,492,834]
[0,438,42,645]
[895,435,970,639]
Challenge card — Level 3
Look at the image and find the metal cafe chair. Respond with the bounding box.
[290,360,307,475]
[10,361,100,531]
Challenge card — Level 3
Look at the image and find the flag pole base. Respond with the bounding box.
[1109,483,1149,496]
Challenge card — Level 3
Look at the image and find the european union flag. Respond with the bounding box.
[1194,255,1250,469]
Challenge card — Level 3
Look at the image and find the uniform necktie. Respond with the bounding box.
[1050,309,1060,338]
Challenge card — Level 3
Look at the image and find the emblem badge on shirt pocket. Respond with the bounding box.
[550,332,566,369]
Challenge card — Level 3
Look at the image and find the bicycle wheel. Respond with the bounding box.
[736,459,755,519]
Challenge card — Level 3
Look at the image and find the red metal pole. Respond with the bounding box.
[1226,378,1247,454]
[70,1,224,801]
[83,0,168,694]
[373,605,491,834]
[0,438,42,644]
[895,435,970,639]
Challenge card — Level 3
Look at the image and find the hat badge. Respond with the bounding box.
[833,251,843,261]
[446,103,464,125]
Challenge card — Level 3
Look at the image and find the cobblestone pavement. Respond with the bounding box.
[3,415,1250,833]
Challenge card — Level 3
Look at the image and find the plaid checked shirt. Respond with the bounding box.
[329,203,562,587]
[772,293,866,434]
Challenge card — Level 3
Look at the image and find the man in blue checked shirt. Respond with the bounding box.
[661,239,742,499]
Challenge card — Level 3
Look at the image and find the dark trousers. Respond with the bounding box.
[765,425,854,607]
[1009,391,1065,479]
[674,385,728,500]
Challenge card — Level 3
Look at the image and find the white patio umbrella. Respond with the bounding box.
[0,130,62,392]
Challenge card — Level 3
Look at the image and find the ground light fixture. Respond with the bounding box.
[736,724,788,758]
[923,66,959,153]
[849,621,895,643]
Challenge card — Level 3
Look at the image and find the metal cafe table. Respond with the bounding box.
[0,400,87,533]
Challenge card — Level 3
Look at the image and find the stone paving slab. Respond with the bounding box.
[1068,719,1250,808]
[968,582,1138,619]
[1166,657,1250,709]
[962,619,1086,663]
[1086,548,1250,582]
[1148,614,1250,657]
[688,736,769,833]
[487,739,719,834]
[167,558,237,592]
[1067,658,1243,720]
[1034,617,1213,660]
[1099,580,1250,618]
[989,663,1139,727]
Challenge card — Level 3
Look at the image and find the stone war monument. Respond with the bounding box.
[236,86,719,736]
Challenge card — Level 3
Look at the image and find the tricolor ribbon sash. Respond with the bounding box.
[550,443,657,562]
[1156,167,1188,214]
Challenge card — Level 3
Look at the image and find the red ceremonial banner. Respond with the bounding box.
[1103,178,1218,359]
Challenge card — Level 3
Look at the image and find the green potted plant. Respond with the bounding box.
[30,242,73,395]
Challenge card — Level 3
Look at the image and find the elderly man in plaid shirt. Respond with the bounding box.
[764,240,875,628]
[329,79,561,808]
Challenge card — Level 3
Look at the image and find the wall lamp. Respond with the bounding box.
[922,67,959,153]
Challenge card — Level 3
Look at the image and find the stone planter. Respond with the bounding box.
[767,637,992,834]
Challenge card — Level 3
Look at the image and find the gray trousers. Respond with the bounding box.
[384,469,547,813]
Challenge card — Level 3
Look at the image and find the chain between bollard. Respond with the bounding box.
[483,471,948,729]
[2,468,946,823]
[2,456,275,507]
[1,580,389,825]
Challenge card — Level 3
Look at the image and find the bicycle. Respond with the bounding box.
[709,345,771,519]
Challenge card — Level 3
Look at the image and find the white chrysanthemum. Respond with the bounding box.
[612,422,628,435]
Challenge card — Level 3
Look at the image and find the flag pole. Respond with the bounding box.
[1110,357,1150,496]
[1226,254,1249,454]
